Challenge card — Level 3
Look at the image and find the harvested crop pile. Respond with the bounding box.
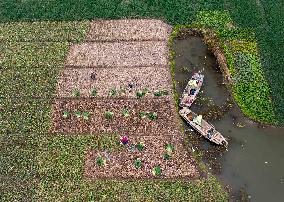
[50,98,180,136]
[86,19,171,41]
[56,67,172,98]
[65,41,169,67]
[84,135,199,179]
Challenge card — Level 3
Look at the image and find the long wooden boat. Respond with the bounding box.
[179,107,228,147]
[179,73,204,108]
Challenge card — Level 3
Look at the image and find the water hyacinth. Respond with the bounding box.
[120,136,129,145]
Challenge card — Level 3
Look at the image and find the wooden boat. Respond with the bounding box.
[179,73,204,108]
[179,107,228,146]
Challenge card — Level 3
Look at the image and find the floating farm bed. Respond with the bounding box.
[86,19,171,41]
[50,98,180,136]
[56,67,172,98]
[65,41,169,67]
[84,135,199,179]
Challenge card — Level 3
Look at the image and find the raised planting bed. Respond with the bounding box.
[84,135,199,179]
[50,98,180,136]
[56,67,172,98]
[65,41,169,67]
[86,19,171,41]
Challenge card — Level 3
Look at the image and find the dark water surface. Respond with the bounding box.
[173,37,284,202]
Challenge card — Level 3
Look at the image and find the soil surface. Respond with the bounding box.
[50,98,180,136]
[56,66,172,98]
[84,136,199,179]
[66,41,169,67]
[86,19,171,41]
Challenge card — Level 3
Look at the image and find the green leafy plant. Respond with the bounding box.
[152,166,161,176]
[154,90,169,97]
[136,88,149,98]
[72,89,80,97]
[91,89,97,97]
[62,111,69,118]
[154,91,162,97]
[139,111,147,119]
[105,111,113,120]
[122,108,130,117]
[109,88,117,96]
[96,156,106,167]
[166,144,175,153]
[136,142,144,152]
[120,87,126,95]
[162,153,171,160]
[134,158,142,168]
[136,90,144,98]
[82,112,90,120]
[148,112,158,120]
[74,111,81,118]
[162,90,169,95]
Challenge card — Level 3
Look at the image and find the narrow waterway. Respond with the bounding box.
[173,36,284,202]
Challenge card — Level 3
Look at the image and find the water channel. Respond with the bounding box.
[173,36,284,202]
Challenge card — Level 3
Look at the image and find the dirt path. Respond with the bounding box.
[50,19,199,179]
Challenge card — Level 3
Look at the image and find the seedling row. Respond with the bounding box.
[50,98,180,136]
[56,67,172,98]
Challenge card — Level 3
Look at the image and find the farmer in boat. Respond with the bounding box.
[207,128,214,139]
